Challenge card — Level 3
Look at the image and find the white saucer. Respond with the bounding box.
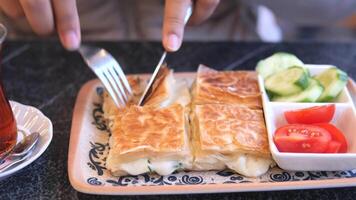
[0,101,53,180]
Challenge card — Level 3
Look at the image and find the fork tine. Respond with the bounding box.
[107,66,128,101]
[112,62,132,95]
[102,69,126,106]
[79,45,132,108]
[96,72,122,107]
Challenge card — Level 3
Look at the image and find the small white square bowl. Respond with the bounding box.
[259,64,356,171]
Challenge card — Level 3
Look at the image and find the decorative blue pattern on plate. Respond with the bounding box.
[85,87,356,187]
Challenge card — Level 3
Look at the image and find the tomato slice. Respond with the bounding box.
[274,124,332,153]
[315,123,348,153]
[325,141,341,153]
[284,105,335,124]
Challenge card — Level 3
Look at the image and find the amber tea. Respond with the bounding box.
[0,24,17,159]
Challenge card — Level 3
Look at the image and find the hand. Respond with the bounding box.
[0,0,80,50]
[163,0,220,52]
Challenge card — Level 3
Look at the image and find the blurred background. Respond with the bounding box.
[1,0,356,43]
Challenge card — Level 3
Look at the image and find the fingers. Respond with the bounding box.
[163,0,191,52]
[52,0,81,50]
[1,0,80,51]
[19,0,54,35]
[189,0,220,25]
[0,0,24,19]
[163,0,220,52]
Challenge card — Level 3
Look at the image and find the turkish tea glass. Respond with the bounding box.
[0,24,17,161]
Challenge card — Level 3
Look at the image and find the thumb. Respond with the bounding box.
[163,0,191,52]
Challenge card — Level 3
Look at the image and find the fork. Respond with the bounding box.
[79,45,132,108]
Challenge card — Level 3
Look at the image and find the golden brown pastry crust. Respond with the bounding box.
[110,104,186,155]
[102,75,145,119]
[142,65,191,108]
[143,65,170,107]
[193,65,262,108]
[103,65,272,176]
[194,104,270,158]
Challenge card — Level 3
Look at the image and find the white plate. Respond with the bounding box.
[0,101,53,180]
[258,64,356,171]
[68,70,356,195]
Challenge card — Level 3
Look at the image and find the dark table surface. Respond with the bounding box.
[0,40,355,200]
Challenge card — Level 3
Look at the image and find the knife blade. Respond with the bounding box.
[138,5,192,106]
[138,52,167,105]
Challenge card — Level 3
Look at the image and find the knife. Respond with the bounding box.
[138,5,193,106]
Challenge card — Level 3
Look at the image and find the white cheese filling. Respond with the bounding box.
[225,154,273,177]
[149,160,181,175]
[119,158,150,175]
[116,154,272,177]
[159,73,190,108]
[117,158,181,176]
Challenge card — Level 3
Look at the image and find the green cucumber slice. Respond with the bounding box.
[256,52,304,78]
[314,67,348,102]
[265,66,309,96]
[272,79,324,102]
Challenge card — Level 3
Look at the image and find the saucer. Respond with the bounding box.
[0,101,53,180]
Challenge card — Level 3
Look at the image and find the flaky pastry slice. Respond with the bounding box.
[105,65,192,176]
[103,65,190,115]
[191,104,274,177]
[143,65,191,108]
[192,65,262,108]
[106,104,192,176]
[102,65,190,124]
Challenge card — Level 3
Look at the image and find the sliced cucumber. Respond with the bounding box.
[303,68,311,77]
[256,52,304,78]
[272,79,324,102]
[314,67,348,102]
[266,90,276,99]
[265,66,309,96]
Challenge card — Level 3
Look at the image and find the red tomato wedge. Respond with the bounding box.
[325,141,341,153]
[274,124,332,153]
[284,105,335,124]
[315,123,348,153]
